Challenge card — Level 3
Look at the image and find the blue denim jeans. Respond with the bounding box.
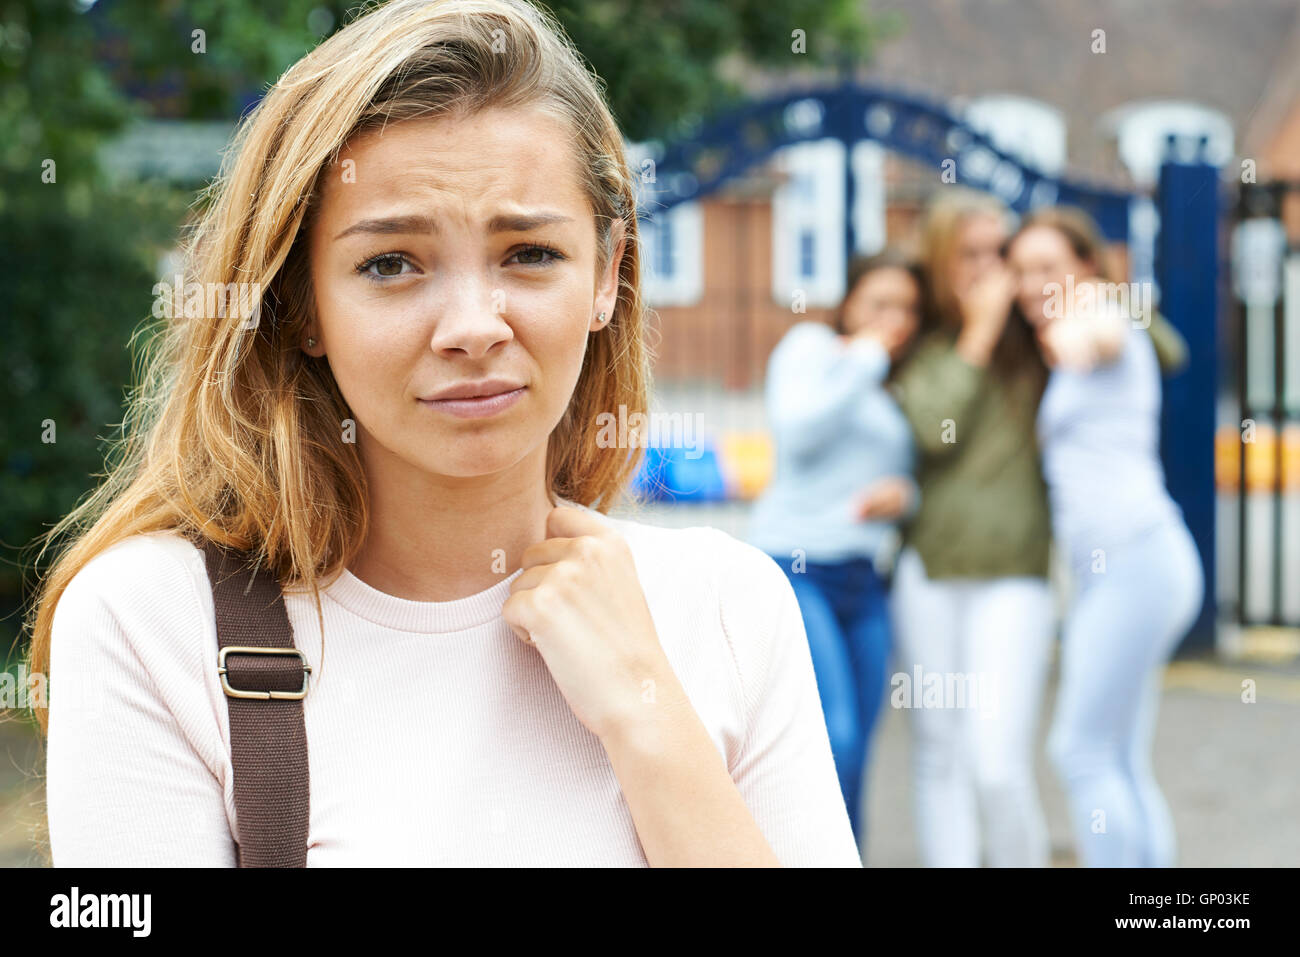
[769,553,892,848]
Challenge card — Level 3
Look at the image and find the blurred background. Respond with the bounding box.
[2,0,1297,866]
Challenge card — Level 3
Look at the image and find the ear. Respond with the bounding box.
[590,217,626,333]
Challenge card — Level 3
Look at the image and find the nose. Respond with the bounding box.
[426,270,514,360]
[1020,271,1043,302]
[887,304,912,326]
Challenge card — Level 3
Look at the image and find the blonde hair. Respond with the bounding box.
[912,187,1045,387]
[917,187,1010,330]
[21,0,651,736]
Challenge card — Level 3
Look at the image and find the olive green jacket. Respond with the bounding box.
[889,313,1188,581]
[890,333,1052,580]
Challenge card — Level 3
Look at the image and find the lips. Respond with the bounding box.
[417,378,527,420]
[420,378,525,401]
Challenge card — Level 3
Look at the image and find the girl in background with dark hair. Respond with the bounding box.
[1006,206,1200,868]
[748,251,923,854]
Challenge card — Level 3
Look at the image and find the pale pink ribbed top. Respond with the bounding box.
[45,503,862,867]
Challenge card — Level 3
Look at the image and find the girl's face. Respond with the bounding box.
[841,266,921,358]
[948,211,1007,300]
[306,106,622,484]
[1006,225,1089,327]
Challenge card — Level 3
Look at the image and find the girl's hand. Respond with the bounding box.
[955,265,1017,366]
[848,318,913,361]
[1068,278,1127,363]
[1039,314,1098,371]
[502,504,680,745]
[852,476,914,520]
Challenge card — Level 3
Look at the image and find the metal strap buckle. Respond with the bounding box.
[218,646,312,700]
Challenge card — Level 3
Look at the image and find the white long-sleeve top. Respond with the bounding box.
[1036,316,1185,574]
[747,322,917,565]
[45,502,862,867]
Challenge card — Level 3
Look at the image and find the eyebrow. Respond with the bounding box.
[333,211,572,241]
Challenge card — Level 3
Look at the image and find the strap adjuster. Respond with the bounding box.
[218,646,312,700]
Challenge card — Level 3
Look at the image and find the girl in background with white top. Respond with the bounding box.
[747,251,922,853]
[1005,206,1203,867]
[25,0,860,868]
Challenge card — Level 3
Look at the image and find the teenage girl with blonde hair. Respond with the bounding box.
[27,0,860,868]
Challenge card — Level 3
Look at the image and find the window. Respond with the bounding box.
[640,202,703,307]
[771,139,845,308]
[799,230,816,279]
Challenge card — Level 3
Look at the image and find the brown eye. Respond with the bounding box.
[355,253,413,279]
[509,245,563,266]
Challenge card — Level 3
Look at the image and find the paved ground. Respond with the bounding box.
[861,655,1300,866]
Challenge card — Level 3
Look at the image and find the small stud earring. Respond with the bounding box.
[306,337,316,348]
[596,312,607,325]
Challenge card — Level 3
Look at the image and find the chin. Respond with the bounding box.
[418,433,535,479]
[1022,305,1048,327]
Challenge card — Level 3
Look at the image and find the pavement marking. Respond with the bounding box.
[1164,660,1300,702]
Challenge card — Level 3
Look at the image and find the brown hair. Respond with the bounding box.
[1004,205,1113,280]
[831,250,925,378]
[21,0,651,737]
[831,249,925,334]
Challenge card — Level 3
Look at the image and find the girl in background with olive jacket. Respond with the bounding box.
[888,190,1056,867]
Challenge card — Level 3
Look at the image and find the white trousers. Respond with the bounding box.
[890,547,1056,867]
[1046,520,1203,867]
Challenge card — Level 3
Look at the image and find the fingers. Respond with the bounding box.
[545,502,605,540]
[855,488,882,520]
[856,476,909,520]
[509,562,554,593]
[501,586,544,646]
[503,504,621,649]
[519,536,577,569]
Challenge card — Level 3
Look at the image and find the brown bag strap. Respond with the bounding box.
[192,534,311,867]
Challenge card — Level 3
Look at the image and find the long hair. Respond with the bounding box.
[1002,203,1129,390]
[916,188,1044,388]
[1006,204,1113,280]
[21,0,651,736]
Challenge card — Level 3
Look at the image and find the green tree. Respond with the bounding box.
[549,0,890,142]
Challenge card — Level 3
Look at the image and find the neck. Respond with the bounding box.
[347,440,556,602]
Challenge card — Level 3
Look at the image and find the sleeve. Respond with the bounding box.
[1143,310,1189,376]
[713,532,863,867]
[898,473,922,521]
[766,323,891,459]
[890,335,986,458]
[44,538,237,867]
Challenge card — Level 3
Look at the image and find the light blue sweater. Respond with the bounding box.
[746,321,918,566]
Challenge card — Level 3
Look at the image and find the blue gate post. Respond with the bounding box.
[829,89,858,269]
[1155,134,1222,652]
